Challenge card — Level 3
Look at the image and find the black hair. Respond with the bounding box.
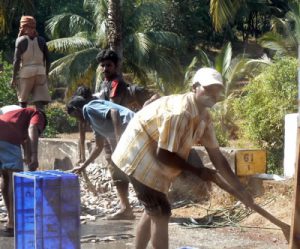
[74,85,93,100]
[66,96,88,115]
[96,49,119,65]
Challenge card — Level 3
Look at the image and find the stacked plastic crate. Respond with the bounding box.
[13,170,80,249]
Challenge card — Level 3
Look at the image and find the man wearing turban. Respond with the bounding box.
[11,16,51,110]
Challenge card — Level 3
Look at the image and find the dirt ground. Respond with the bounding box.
[172,179,293,226]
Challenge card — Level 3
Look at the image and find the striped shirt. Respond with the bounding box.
[112,92,219,194]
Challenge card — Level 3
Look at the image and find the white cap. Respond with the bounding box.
[191,67,223,87]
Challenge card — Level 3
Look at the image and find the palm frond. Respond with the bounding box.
[222,42,233,75]
[47,36,94,54]
[127,2,166,31]
[270,17,292,38]
[45,13,94,39]
[95,21,108,47]
[215,42,232,75]
[125,32,152,66]
[66,65,97,98]
[224,55,272,98]
[49,48,100,87]
[210,0,243,31]
[87,0,108,32]
[260,2,300,57]
[146,31,182,50]
[184,49,213,84]
[243,56,272,77]
[258,32,288,55]
[148,47,183,86]
[49,54,75,87]
[122,60,149,85]
[286,2,300,43]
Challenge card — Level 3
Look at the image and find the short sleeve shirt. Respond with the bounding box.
[100,77,127,105]
[83,99,134,139]
[112,92,219,194]
[0,107,45,145]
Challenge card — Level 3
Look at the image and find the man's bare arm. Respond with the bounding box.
[156,147,216,179]
[72,134,104,174]
[27,124,40,171]
[78,120,87,164]
[205,147,244,189]
[110,109,122,142]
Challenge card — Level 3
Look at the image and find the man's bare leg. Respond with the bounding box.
[135,211,151,249]
[150,214,169,249]
[1,171,14,229]
[116,184,134,215]
[107,184,134,220]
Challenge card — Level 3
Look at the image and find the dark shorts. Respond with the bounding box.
[0,141,23,170]
[107,162,130,189]
[130,177,171,217]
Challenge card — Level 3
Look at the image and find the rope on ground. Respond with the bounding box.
[176,195,279,230]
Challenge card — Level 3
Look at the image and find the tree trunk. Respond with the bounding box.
[107,0,123,70]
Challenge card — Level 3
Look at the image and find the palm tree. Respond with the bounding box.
[46,0,183,95]
[258,1,300,57]
[0,0,35,34]
[107,0,122,59]
[209,0,287,40]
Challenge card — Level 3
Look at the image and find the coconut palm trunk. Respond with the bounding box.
[107,0,123,70]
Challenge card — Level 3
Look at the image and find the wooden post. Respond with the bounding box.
[289,44,300,248]
[290,131,300,247]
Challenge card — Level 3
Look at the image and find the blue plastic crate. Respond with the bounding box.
[13,170,81,249]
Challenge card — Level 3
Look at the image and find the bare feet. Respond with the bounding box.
[106,209,135,220]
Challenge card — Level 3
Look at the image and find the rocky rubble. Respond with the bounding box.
[77,162,142,222]
[0,195,6,225]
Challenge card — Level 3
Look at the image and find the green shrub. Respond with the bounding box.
[211,108,229,147]
[233,56,298,174]
[0,52,18,106]
[43,102,78,137]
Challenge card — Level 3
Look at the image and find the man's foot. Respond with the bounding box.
[106,210,135,220]
[0,227,14,237]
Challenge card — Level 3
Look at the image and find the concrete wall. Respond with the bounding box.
[38,138,236,172]
[38,138,106,170]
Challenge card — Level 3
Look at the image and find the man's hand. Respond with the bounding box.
[72,164,86,175]
[28,160,39,171]
[76,158,85,166]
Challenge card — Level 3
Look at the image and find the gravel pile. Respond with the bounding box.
[78,163,142,222]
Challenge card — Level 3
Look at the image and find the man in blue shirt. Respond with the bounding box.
[67,96,135,219]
